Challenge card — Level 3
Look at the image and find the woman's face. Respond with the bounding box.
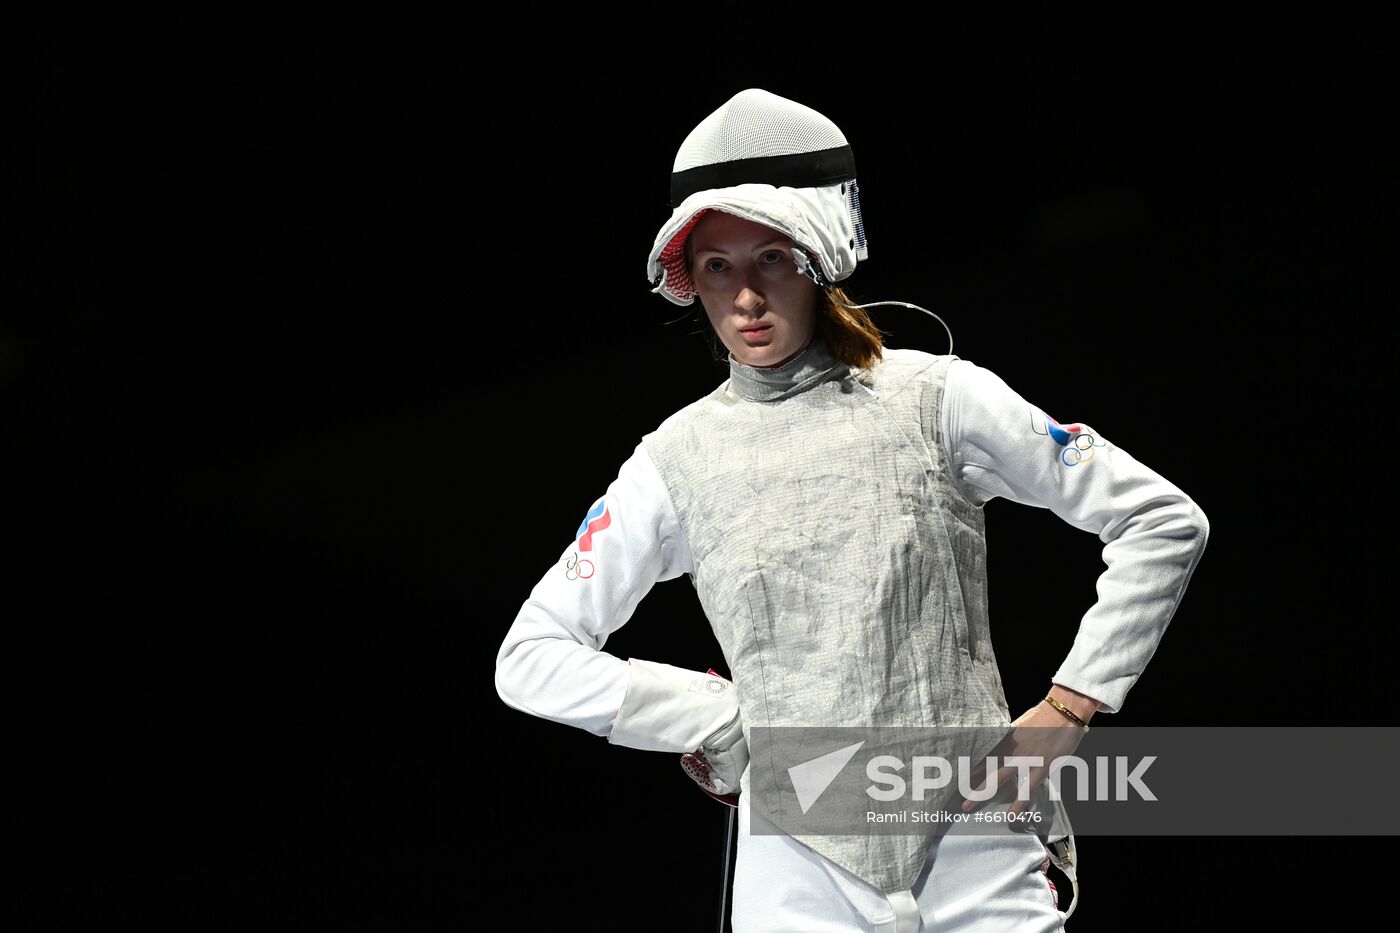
[687,211,819,368]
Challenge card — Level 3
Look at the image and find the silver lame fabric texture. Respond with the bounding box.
[642,334,1012,895]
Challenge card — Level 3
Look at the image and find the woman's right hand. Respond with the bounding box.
[681,667,748,804]
[681,707,749,802]
[683,706,750,790]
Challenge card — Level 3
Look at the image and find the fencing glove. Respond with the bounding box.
[607,658,749,797]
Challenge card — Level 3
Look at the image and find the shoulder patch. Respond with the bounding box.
[575,498,612,551]
[1028,405,1107,467]
[562,497,611,581]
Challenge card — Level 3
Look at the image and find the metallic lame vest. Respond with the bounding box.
[643,334,1015,894]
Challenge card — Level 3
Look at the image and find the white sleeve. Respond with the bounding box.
[940,358,1210,714]
[495,441,737,752]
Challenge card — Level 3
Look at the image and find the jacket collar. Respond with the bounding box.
[726,332,849,402]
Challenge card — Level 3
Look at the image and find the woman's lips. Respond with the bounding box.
[739,325,773,341]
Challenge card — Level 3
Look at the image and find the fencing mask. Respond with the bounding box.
[646,88,869,308]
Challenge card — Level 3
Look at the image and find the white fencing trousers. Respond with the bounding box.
[732,794,1067,932]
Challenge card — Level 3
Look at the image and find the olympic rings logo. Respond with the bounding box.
[1029,405,1107,468]
[563,550,595,581]
[1059,431,1107,467]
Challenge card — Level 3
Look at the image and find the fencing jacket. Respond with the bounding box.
[495,333,1210,919]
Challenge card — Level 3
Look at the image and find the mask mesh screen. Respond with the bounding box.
[674,90,849,172]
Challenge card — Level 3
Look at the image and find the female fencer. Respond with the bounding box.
[496,88,1209,932]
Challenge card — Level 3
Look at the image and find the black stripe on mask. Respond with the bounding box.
[670,145,857,208]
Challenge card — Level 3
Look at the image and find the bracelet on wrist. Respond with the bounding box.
[1043,694,1091,732]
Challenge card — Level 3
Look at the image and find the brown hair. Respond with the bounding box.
[684,239,886,371]
[814,285,885,371]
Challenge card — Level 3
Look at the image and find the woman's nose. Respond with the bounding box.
[735,286,765,312]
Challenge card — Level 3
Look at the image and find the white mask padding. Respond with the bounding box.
[647,181,860,306]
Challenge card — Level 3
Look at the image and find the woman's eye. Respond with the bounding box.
[705,259,725,273]
[763,251,784,264]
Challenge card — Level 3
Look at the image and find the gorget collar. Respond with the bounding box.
[727,332,850,402]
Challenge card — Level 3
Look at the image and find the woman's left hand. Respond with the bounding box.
[958,689,1098,820]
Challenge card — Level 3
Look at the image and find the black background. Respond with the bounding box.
[11,14,1395,930]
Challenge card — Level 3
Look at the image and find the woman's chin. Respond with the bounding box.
[738,352,772,368]
[735,344,791,368]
